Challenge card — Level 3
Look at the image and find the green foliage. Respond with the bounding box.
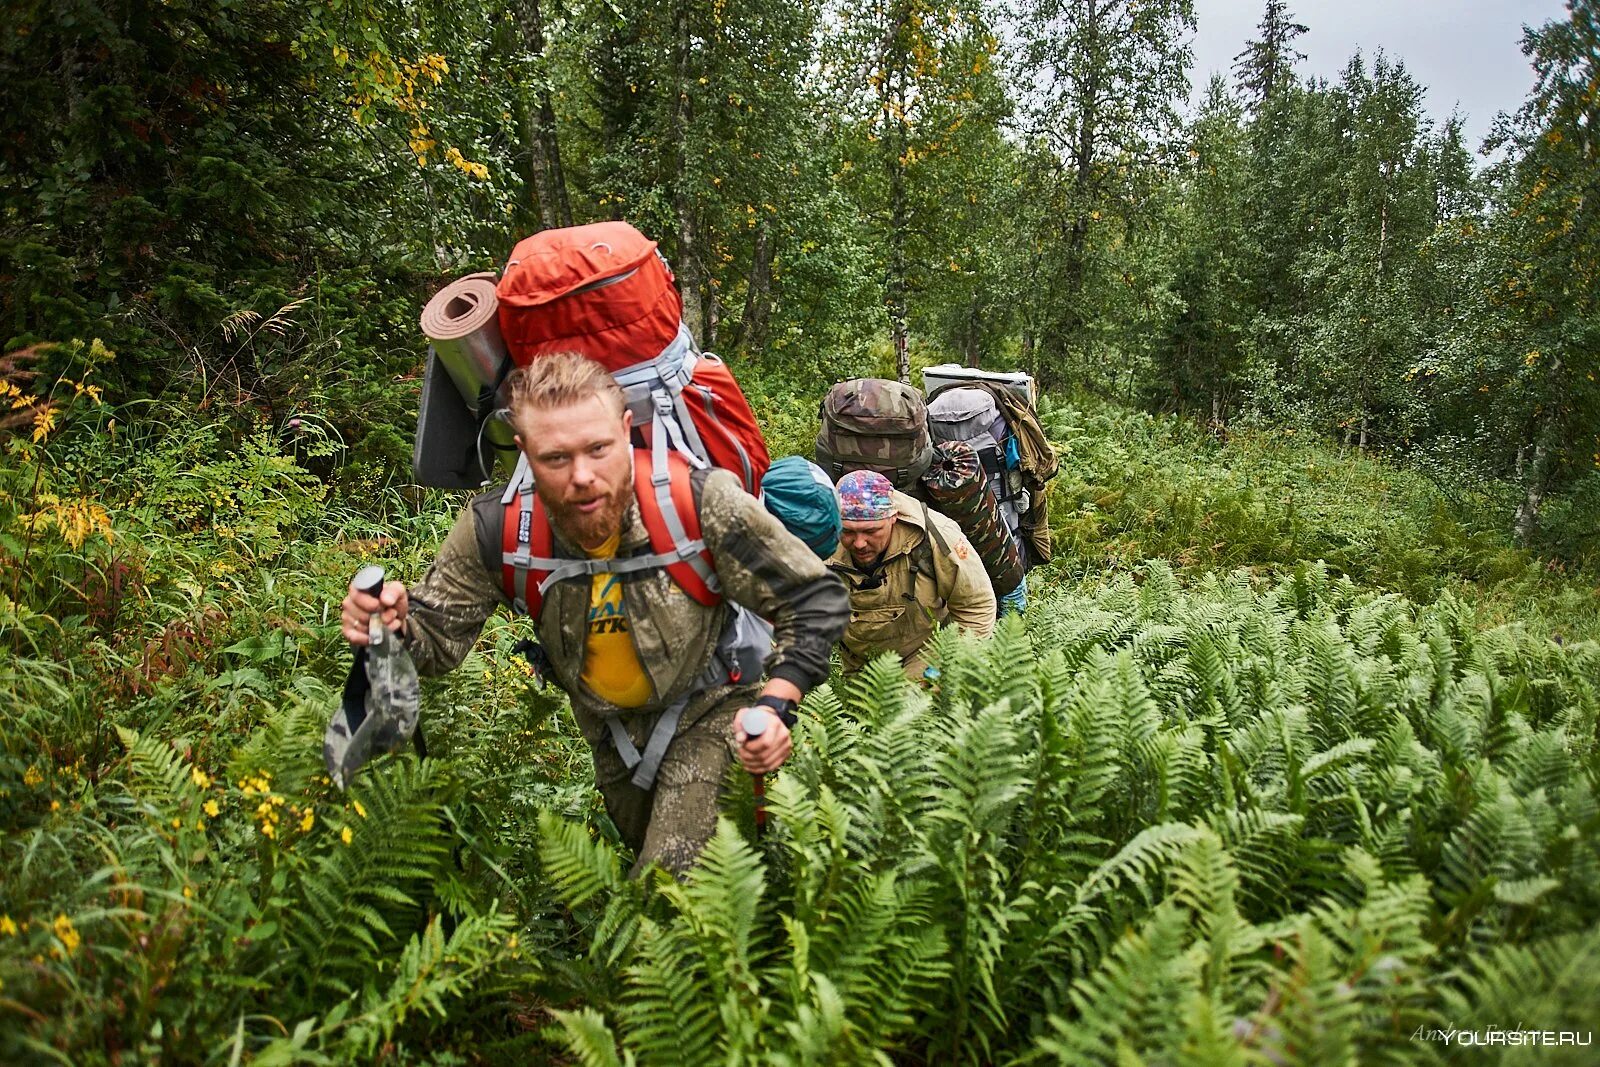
[6,348,1600,1062]
[525,565,1597,1064]
[5,0,1600,1061]
[1041,393,1600,636]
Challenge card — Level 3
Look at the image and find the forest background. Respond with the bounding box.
[4,0,1600,1063]
[4,0,1598,554]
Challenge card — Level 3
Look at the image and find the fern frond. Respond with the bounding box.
[338,909,517,1056]
[1034,904,1198,1063]
[555,1007,633,1067]
[538,810,625,908]
[283,759,453,998]
[116,726,203,824]
[1076,823,1206,910]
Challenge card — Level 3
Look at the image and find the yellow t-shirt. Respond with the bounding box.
[580,531,653,707]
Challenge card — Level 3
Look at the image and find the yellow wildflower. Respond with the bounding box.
[170,817,181,829]
[50,800,60,812]
[191,768,211,790]
[261,822,276,840]
[353,800,367,819]
[52,914,80,955]
[182,886,193,900]
[0,916,17,936]
[203,799,220,818]
[299,810,314,833]
[22,766,43,788]
[341,826,353,845]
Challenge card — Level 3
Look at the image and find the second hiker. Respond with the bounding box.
[827,470,996,681]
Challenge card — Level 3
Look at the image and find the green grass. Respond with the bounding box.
[1037,394,1600,642]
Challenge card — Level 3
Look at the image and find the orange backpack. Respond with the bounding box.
[496,221,770,493]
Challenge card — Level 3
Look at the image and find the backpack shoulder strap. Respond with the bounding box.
[635,450,721,606]
[471,474,556,619]
[478,450,724,619]
[912,501,948,587]
[492,455,559,617]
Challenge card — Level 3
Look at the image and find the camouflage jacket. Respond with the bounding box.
[826,490,996,677]
[398,468,849,725]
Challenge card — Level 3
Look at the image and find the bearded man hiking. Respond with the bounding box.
[827,470,996,681]
[341,354,848,876]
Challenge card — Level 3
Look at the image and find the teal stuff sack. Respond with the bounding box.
[760,456,842,558]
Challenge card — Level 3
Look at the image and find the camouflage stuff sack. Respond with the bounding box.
[815,378,933,489]
[324,619,422,790]
[921,440,1024,598]
[927,379,1058,566]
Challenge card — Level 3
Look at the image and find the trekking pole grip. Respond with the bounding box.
[353,565,388,646]
[353,564,386,599]
[741,708,771,839]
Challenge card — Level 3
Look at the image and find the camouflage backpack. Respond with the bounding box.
[815,378,933,489]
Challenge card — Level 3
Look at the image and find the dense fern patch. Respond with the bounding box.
[539,563,1600,1064]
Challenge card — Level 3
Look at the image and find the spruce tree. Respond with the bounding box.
[1233,0,1309,112]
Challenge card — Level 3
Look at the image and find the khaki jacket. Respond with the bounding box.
[399,468,848,736]
[827,491,995,678]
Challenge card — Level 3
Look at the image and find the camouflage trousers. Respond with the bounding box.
[574,683,757,878]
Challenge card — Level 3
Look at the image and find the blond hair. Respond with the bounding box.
[505,354,625,431]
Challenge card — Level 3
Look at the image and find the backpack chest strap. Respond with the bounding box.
[502,542,711,598]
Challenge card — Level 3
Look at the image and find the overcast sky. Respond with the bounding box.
[1189,0,1571,154]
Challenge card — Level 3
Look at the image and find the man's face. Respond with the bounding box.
[840,514,897,566]
[514,395,634,550]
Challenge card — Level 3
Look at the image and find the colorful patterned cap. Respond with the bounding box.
[836,470,895,521]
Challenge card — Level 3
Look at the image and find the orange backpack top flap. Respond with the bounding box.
[496,221,683,370]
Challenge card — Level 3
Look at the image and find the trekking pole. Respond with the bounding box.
[741,707,771,839]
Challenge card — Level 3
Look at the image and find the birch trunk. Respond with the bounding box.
[516,0,571,229]
[671,1,705,340]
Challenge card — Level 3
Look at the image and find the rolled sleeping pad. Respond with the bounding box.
[420,272,512,414]
[419,273,518,480]
[920,440,1024,599]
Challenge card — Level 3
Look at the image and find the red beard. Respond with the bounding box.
[543,483,632,550]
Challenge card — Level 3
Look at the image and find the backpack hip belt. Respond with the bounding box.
[603,605,771,790]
